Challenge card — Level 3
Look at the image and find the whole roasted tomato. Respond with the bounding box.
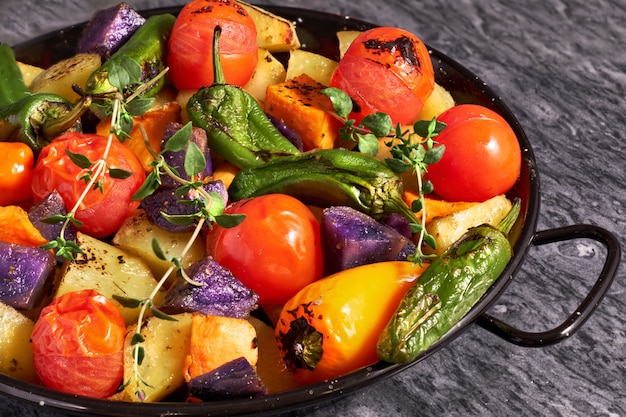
[425,104,522,202]
[330,26,435,126]
[206,194,324,305]
[31,132,145,238]
[30,289,126,398]
[167,0,258,90]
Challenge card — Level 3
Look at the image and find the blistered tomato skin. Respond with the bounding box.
[425,104,522,202]
[167,0,258,90]
[31,132,145,238]
[330,26,435,126]
[30,289,126,398]
[206,194,324,305]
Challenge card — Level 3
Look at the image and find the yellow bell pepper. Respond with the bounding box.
[274,260,428,385]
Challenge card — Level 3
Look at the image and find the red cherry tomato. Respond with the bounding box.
[31,132,145,238]
[30,289,126,398]
[0,142,34,206]
[330,26,435,126]
[425,104,522,202]
[167,0,258,90]
[206,194,324,305]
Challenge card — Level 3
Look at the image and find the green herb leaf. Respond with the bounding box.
[108,56,142,91]
[125,97,155,116]
[163,122,193,152]
[184,141,207,178]
[214,213,246,228]
[322,87,353,118]
[357,133,379,156]
[151,237,169,261]
[65,149,93,169]
[131,333,145,345]
[160,212,200,226]
[40,214,67,224]
[361,112,393,137]
[150,306,178,321]
[108,167,133,179]
[132,171,162,200]
[112,295,143,308]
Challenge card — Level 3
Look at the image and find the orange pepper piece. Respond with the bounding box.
[0,205,47,247]
[403,190,479,225]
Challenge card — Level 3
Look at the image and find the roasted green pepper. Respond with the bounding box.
[228,148,420,224]
[376,198,521,363]
[0,44,87,152]
[85,13,176,97]
[186,26,300,169]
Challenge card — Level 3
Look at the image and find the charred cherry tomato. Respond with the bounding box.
[330,26,435,126]
[30,289,126,398]
[425,104,522,202]
[0,142,34,206]
[167,0,258,90]
[206,194,324,305]
[31,132,145,238]
[275,261,428,385]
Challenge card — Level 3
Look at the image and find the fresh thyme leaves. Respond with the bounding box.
[321,87,393,156]
[322,87,446,263]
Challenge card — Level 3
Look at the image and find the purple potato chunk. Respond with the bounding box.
[160,121,212,190]
[187,357,267,401]
[320,206,416,275]
[28,191,76,262]
[266,113,303,151]
[76,2,146,59]
[160,256,258,319]
[142,180,227,233]
[0,241,56,310]
[383,212,413,239]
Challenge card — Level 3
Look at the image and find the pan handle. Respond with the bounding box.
[476,224,621,347]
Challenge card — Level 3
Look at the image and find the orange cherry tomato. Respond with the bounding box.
[424,104,522,202]
[330,26,435,126]
[30,289,126,398]
[167,0,258,90]
[31,132,145,238]
[0,142,34,206]
[206,194,324,305]
[275,261,428,385]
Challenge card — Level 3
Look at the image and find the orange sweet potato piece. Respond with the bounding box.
[264,73,343,151]
[183,313,258,382]
[96,101,181,171]
[403,191,479,225]
[0,205,48,247]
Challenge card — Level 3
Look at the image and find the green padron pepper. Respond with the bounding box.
[228,148,420,224]
[186,26,300,170]
[0,43,87,152]
[376,198,521,364]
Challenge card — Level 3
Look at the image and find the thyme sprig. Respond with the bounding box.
[322,87,446,262]
[40,57,242,400]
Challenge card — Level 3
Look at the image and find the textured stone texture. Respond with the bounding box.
[0,0,624,416]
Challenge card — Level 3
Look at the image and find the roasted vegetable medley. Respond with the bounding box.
[0,0,523,403]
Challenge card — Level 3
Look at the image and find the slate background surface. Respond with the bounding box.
[0,0,624,416]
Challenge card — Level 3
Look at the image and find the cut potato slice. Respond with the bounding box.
[56,232,163,325]
[17,61,43,87]
[285,49,338,86]
[425,194,513,255]
[243,48,287,103]
[0,302,38,383]
[113,313,193,402]
[239,1,300,52]
[337,30,362,58]
[30,53,102,102]
[111,209,205,287]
